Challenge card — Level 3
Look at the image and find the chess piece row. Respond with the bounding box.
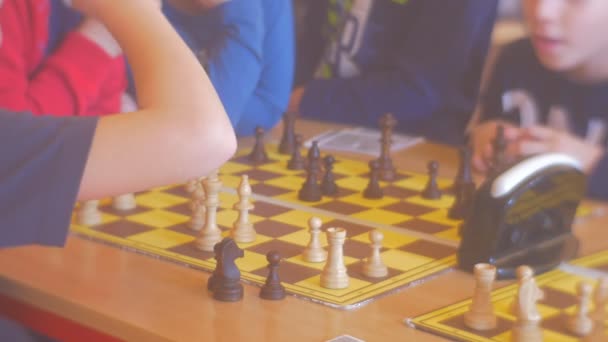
[77,193,137,226]
[464,263,608,340]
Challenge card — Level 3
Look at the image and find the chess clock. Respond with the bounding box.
[458,153,586,280]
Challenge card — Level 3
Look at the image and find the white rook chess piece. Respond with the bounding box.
[195,170,222,251]
[320,227,349,289]
[302,217,327,263]
[568,281,594,336]
[77,200,102,226]
[464,263,497,331]
[112,193,136,211]
[362,230,388,278]
[231,175,256,243]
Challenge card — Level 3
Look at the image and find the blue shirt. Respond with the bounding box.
[163,0,295,136]
[478,39,608,200]
[297,0,498,144]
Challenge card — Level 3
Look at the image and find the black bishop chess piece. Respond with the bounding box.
[287,134,305,170]
[422,160,442,199]
[378,113,397,181]
[321,155,338,196]
[259,251,286,300]
[449,147,476,220]
[363,160,384,199]
[298,141,322,202]
[209,238,245,302]
[248,126,270,164]
[279,112,297,155]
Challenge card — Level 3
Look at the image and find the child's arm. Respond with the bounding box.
[0,0,123,115]
[78,0,236,200]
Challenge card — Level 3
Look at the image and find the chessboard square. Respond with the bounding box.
[264,175,306,191]
[135,192,189,209]
[340,193,399,209]
[236,250,274,272]
[167,241,215,262]
[220,174,258,189]
[99,202,149,217]
[232,234,273,250]
[335,176,370,192]
[286,255,326,270]
[166,223,199,237]
[218,192,240,210]
[165,202,192,216]
[323,220,374,237]
[250,202,292,217]
[273,192,335,207]
[539,286,579,309]
[399,240,457,260]
[258,162,301,176]
[128,228,195,249]
[380,201,437,216]
[419,209,462,226]
[350,209,411,225]
[542,314,582,340]
[216,209,265,229]
[162,185,190,198]
[71,211,120,227]
[380,249,434,271]
[235,168,283,182]
[294,275,371,296]
[271,210,334,230]
[251,260,320,284]
[247,239,304,259]
[332,159,369,176]
[347,262,401,284]
[394,175,453,192]
[314,201,369,215]
[251,183,293,197]
[433,227,461,242]
[254,220,302,238]
[381,186,420,200]
[351,230,417,249]
[395,218,453,235]
[219,161,251,175]
[536,303,562,319]
[126,209,189,229]
[405,195,454,210]
[342,239,376,259]
[439,312,513,339]
[279,230,328,248]
[95,220,155,238]
[544,274,595,294]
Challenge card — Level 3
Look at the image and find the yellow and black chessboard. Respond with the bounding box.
[70,144,592,309]
[408,250,608,341]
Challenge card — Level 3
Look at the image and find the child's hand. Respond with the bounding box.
[518,125,604,173]
[469,120,522,173]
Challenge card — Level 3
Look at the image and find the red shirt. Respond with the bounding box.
[0,0,126,116]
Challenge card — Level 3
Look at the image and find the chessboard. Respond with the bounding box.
[70,143,594,309]
[407,250,608,341]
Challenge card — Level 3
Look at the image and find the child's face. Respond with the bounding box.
[523,0,608,73]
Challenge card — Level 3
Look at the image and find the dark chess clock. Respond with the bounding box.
[458,153,586,280]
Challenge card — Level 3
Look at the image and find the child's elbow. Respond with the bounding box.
[194,113,237,169]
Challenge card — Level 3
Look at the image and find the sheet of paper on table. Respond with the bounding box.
[304,127,424,155]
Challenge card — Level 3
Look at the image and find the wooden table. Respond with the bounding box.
[1,120,606,342]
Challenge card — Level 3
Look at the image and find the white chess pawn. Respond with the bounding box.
[568,282,594,336]
[231,175,256,243]
[303,217,327,263]
[320,227,349,289]
[112,193,136,211]
[362,230,388,278]
[77,200,102,226]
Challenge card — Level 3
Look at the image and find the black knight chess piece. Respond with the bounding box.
[211,238,245,302]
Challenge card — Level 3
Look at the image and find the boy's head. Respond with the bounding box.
[523,0,608,75]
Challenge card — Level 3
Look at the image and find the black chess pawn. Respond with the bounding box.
[321,155,338,196]
[422,160,442,199]
[259,251,286,300]
[298,141,322,202]
[279,112,297,155]
[449,147,476,220]
[248,126,269,164]
[212,238,245,302]
[363,160,383,199]
[287,134,305,170]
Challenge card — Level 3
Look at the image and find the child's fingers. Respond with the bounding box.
[518,140,549,156]
[472,153,487,172]
[522,125,554,140]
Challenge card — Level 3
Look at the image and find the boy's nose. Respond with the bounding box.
[533,0,562,22]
